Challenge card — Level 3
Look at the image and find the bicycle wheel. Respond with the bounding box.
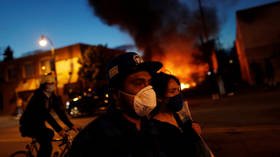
[9,150,30,157]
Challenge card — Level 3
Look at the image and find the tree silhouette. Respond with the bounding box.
[3,46,14,61]
[78,45,124,91]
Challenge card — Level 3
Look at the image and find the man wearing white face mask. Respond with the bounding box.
[118,84,157,118]
[19,72,79,157]
[68,52,163,157]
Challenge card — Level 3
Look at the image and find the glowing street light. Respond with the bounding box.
[38,35,55,57]
[38,35,58,94]
[38,38,48,47]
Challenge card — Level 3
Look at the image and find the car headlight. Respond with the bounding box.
[73,97,79,102]
[66,101,70,109]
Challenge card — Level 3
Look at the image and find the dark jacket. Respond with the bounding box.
[19,88,73,136]
[67,110,162,157]
[150,119,198,157]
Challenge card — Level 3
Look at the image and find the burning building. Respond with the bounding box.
[87,0,221,90]
[236,1,280,86]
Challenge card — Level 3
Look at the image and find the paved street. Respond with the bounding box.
[0,87,280,157]
[0,116,95,157]
[187,87,280,157]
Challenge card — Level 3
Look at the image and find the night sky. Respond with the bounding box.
[0,0,278,58]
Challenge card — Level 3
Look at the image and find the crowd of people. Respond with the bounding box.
[18,52,214,157]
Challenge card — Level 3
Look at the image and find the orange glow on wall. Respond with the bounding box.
[56,57,81,88]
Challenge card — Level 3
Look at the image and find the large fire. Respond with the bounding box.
[87,0,221,90]
[152,50,209,90]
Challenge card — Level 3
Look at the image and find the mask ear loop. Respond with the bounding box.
[118,90,135,97]
[119,85,153,97]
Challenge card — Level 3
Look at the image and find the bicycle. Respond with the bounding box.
[10,129,76,157]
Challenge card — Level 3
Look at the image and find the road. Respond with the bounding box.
[0,116,95,157]
[188,87,280,157]
[0,87,280,157]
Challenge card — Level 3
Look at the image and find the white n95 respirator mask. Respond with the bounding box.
[120,85,157,117]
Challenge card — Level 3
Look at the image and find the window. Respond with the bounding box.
[40,59,51,75]
[23,62,35,78]
[7,66,17,81]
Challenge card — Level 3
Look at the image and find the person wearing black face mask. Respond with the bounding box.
[151,72,201,134]
[150,72,212,157]
[165,93,184,112]
[67,52,164,157]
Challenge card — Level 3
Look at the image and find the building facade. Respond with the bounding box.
[235,1,280,86]
[0,43,123,114]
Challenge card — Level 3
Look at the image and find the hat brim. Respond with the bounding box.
[110,61,162,87]
[127,61,163,75]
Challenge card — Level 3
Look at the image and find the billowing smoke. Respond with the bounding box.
[87,0,230,84]
[89,0,219,55]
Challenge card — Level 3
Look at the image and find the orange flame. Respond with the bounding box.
[152,45,209,90]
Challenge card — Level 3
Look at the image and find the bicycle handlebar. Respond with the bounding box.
[54,127,81,146]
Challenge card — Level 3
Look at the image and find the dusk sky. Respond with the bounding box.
[0,0,278,59]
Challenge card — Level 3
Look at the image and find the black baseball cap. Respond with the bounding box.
[106,52,162,88]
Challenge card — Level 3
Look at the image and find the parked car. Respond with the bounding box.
[65,88,110,118]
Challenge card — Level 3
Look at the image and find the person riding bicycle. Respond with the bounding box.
[19,72,79,157]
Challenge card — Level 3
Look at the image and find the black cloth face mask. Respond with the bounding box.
[166,93,184,112]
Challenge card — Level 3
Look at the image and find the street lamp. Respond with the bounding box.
[38,35,58,94]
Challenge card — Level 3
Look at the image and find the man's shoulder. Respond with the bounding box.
[30,89,46,99]
[72,112,125,144]
[80,113,123,132]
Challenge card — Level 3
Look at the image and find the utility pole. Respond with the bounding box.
[197,0,221,99]
[198,0,209,42]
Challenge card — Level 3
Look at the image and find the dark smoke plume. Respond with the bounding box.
[88,0,221,60]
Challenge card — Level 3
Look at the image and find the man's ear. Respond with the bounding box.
[109,88,119,100]
[113,91,119,100]
[157,97,164,103]
[110,89,122,109]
